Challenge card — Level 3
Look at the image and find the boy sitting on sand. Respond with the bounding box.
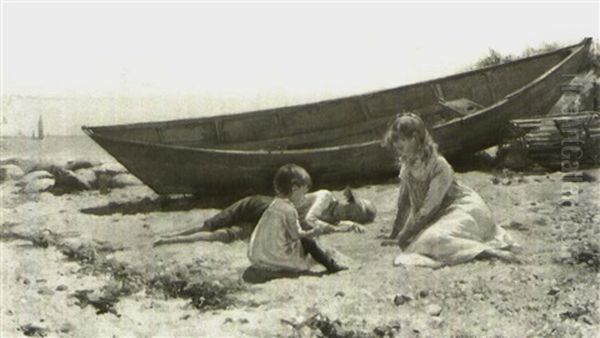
[247,164,348,273]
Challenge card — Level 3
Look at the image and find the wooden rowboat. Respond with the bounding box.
[83,38,592,197]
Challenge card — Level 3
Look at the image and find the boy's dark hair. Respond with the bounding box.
[273,164,312,196]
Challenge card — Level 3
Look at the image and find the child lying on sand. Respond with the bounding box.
[154,187,376,246]
[247,164,348,273]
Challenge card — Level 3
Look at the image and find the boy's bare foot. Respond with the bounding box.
[327,260,349,273]
[478,249,522,264]
[153,238,166,247]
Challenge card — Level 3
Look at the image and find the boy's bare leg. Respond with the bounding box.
[477,248,521,263]
[160,224,208,238]
[153,229,230,246]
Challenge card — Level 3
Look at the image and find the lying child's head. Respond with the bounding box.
[334,187,377,224]
[273,164,312,199]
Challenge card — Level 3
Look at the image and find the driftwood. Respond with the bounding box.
[510,112,600,170]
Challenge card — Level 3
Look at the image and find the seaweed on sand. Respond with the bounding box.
[283,312,401,338]
[2,228,243,312]
[145,263,242,310]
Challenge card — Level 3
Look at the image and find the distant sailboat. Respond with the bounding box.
[33,115,45,140]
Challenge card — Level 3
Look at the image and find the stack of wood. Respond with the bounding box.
[548,70,598,116]
[510,112,600,170]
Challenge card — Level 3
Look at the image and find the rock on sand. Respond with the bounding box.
[0,164,24,182]
[94,163,127,176]
[74,168,98,188]
[111,173,142,188]
[20,170,54,185]
[24,178,55,193]
[52,168,92,193]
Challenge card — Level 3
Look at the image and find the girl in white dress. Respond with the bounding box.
[382,113,519,267]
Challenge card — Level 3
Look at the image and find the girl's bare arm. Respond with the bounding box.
[397,158,453,247]
[390,182,410,239]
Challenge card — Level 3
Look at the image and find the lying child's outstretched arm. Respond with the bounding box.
[295,223,335,238]
[303,190,337,232]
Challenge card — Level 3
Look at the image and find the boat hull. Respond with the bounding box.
[83,38,592,197]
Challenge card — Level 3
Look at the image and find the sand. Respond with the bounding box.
[1,166,599,337]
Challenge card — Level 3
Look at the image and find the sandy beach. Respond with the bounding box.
[1,151,598,337]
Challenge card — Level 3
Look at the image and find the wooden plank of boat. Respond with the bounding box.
[82,38,593,197]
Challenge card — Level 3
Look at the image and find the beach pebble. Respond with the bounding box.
[0,164,24,181]
[426,304,442,316]
[560,200,573,207]
[110,173,142,188]
[59,322,74,333]
[428,317,444,328]
[507,221,529,231]
[23,178,55,194]
[37,286,55,296]
[20,323,48,337]
[394,294,413,306]
[373,321,401,336]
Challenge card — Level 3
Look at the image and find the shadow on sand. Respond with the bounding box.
[241,266,328,284]
[80,195,239,216]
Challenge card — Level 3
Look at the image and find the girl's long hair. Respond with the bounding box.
[382,112,438,166]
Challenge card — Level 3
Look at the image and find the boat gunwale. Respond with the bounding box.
[85,36,589,158]
[81,38,591,132]
[86,130,385,156]
[447,37,590,126]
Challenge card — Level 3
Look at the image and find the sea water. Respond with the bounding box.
[0,136,115,163]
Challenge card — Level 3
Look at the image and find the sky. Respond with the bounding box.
[1,1,599,135]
